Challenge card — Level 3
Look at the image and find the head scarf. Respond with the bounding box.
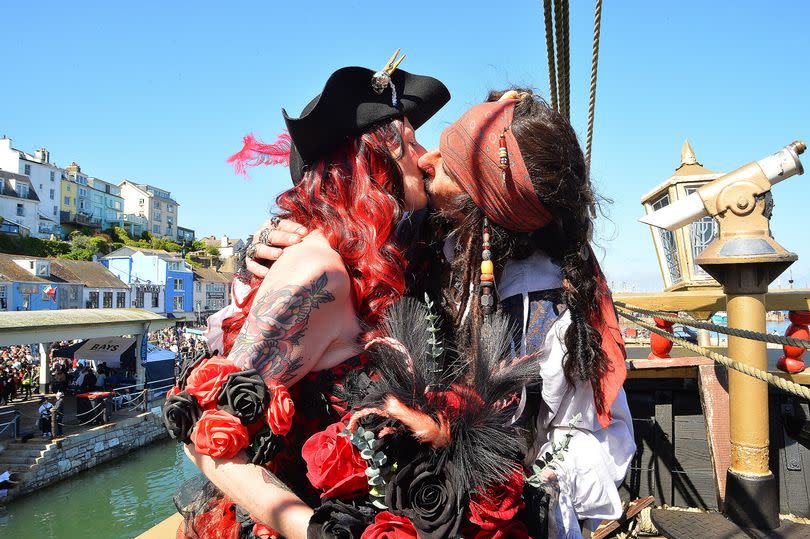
[439,100,552,232]
[439,99,626,428]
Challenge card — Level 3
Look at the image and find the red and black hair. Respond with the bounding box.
[222,121,409,353]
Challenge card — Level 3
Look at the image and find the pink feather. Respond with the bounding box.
[227,132,292,177]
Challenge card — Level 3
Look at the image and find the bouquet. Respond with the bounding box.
[303,296,557,539]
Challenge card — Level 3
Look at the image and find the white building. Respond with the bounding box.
[0,170,43,237]
[0,137,63,237]
[119,181,180,241]
[201,235,245,260]
[192,267,231,323]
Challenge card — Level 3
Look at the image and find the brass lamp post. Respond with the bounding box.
[641,141,806,529]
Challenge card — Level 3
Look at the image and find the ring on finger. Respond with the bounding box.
[245,243,258,259]
[258,227,274,245]
[270,216,281,229]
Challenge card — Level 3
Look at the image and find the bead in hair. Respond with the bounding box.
[480,217,495,316]
[498,129,509,183]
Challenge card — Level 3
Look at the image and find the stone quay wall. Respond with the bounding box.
[13,406,168,500]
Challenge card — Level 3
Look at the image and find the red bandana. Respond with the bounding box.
[440,100,626,428]
[439,100,552,232]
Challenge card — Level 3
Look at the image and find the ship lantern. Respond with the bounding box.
[641,141,724,291]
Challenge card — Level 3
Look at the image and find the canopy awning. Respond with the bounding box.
[145,344,176,363]
[74,336,136,368]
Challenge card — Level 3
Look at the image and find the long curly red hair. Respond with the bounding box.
[221,120,409,354]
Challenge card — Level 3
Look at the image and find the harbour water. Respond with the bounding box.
[0,440,197,539]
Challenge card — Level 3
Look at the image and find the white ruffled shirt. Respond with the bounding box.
[499,250,635,538]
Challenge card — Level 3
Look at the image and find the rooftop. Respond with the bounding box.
[0,308,173,346]
[104,246,185,263]
[192,267,231,283]
[0,170,41,202]
[0,254,129,288]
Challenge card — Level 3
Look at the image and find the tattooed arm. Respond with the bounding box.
[228,236,356,387]
[189,237,357,535]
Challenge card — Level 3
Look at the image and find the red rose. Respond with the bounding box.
[267,385,295,435]
[185,356,240,408]
[467,520,530,539]
[166,385,180,398]
[252,522,279,539]
[301,422,368,499]
[361,511,418,539]
[469,469,526,529]
[191,409,249,459]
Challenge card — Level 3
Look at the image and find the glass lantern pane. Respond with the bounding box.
[685,187,718,277]
[651,194,682,284]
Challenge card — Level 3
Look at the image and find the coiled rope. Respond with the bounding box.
[617,309,810,400]
[615,302,810,350]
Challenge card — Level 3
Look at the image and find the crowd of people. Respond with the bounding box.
[0,327,205,409]
[151,326,207,359]
[0,345,41,405]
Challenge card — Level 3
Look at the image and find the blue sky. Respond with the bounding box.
[2,0,808,290]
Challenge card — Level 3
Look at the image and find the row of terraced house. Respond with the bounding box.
[0,136,195,243]
[0,248,232,322]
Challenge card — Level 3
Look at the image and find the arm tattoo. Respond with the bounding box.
[260,467,291,492]
[230,273,335,383]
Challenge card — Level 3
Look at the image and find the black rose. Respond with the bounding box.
[162,391,202,443]
[217,369,269,424]
[177,352,208,390]
[385,454,465,538]
[248,426,284,465]
[307,500,371,539]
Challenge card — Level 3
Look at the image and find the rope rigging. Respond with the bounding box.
[542,0,602,165]
[615,301,810,350]
[617,309,810,401]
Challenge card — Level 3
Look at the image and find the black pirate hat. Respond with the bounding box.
[284,65,450,183]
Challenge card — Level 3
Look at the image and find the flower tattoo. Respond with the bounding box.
[229,273,335,384]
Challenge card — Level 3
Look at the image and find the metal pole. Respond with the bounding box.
[38,342,51,394]
[722,267,779,529]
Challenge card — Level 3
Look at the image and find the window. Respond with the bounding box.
[24,164,31,175]
[103,291,113,308]
[154,201,161,209]
[0,285,6,310]
[16,204,24,216]
[67,184,72,192]
[18,184,29,197]
[64,196,70,205]
[53,207,57,217]
[153,212,161,221]
[50,171,55,181]
[168,205,174,213]
[88,291,99,308]
[168,261,180,271]
[174,296,184,311]
[173,278,184,291]
[78,187,87,197]
[116,292,126,308]
[151,292,160,308]
[69,287,79,301]
[651,194,682,284]
[152,224,160,234]
[0,179,4,192]
[135,288,144,308]
[49,189,54,200]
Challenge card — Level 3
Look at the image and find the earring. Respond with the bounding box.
[480,217,494,316]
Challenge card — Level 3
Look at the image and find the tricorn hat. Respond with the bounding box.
[284,66,450,184]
